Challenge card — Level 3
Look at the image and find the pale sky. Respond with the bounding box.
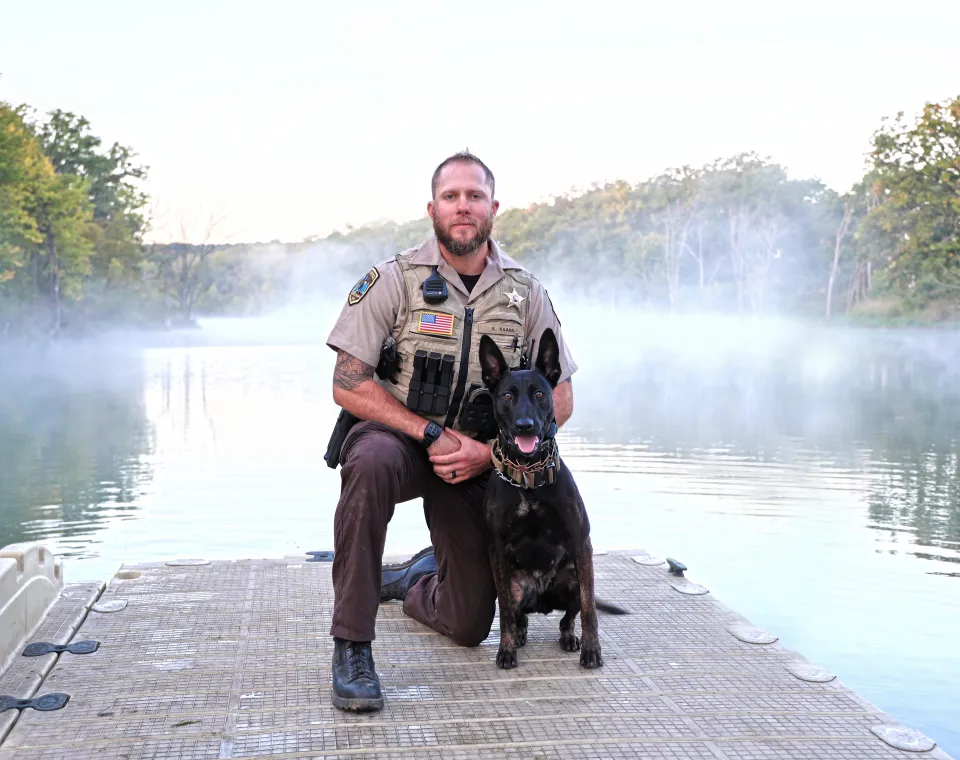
[2,0,958,244]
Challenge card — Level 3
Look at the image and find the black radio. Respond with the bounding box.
[421,266,448,304]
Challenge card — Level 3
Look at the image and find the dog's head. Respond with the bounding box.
[478,328,561,459]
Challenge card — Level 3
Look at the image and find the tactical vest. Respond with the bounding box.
[380,247,532,439]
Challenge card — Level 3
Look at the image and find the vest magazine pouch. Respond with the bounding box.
[424,352,440,411]
[434,354,455,414]
[405,350,428,412]
[406,349,456,416]
[459,384,498,440]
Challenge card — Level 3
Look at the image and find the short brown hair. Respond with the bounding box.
[431,151,496,199]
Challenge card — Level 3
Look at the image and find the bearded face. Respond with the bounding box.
[429,161,498,257]
[433,211,494,257]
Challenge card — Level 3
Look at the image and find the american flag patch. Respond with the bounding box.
[416,311,455,336]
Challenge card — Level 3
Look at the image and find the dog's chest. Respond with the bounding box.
[504,494,556,534]
[499,494,571,572]
[514,494,539,518]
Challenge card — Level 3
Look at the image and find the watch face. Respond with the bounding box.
[425,422,442,443]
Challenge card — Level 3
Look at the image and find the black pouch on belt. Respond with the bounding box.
[458,384,498,440]
[376,337,400,382]
[324,408,359,469]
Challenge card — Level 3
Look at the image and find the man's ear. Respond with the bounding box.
[534,328,562,387]
[479,335,508,390]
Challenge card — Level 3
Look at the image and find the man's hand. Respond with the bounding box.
[429,429,493,484]
[426,429,462,458]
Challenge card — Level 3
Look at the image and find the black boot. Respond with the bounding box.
[331,638,384,711]
[380,547,437,602]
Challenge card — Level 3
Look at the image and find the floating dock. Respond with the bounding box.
[0,544,950,759]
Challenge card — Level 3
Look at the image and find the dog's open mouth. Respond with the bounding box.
[514,435,540,455]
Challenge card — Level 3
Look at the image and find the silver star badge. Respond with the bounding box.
[505,288,525,311]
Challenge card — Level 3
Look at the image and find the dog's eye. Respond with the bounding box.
[534,390,544,399]
[503,392,512,401]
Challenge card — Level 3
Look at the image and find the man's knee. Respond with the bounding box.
[341,424,407,474]
[450,622,493,648]
[447,600,495,647]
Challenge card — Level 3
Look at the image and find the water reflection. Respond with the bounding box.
[0,344,154,555]
[3,317,959,567]
[560,317,960,561]
[868,448,960,558]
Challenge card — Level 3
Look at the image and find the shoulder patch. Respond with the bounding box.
[348,267,379,305]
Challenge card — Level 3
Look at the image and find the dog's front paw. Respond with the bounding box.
[579,646,603,668]
[496,647,518,669]
[516,614,528,647]
[560,632,581,652]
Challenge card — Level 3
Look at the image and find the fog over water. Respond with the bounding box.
[1,287,959,753]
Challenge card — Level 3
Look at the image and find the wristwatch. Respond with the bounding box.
[420,421,443,448]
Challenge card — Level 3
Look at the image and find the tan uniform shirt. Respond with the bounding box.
[327,236,577,383]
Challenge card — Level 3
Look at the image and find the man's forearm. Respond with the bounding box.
[333,350,430,441]
[335,381,432,440]
[554,379,574,428]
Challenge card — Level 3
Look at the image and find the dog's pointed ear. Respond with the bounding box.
[535,328,562,388]
[479,334,508,390]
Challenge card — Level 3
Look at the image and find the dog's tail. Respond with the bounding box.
[596,597,629,615]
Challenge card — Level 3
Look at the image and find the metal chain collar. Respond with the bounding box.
[491,436,559,489]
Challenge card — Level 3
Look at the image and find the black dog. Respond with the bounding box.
[478,328,626,670]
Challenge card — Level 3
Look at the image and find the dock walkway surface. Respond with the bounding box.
[0,549,950,759]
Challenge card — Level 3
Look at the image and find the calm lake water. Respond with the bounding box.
[1,305,958,754]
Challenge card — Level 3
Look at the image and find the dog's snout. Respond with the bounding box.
[516,418,535,433]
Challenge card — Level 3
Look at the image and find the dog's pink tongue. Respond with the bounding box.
[515,435,539,454]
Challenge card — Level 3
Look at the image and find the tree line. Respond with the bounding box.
[2,94,959,337]
[1,106,148,336]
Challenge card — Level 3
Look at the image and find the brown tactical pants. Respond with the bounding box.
[329,421,497,647]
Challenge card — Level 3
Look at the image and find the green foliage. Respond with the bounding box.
[0,102,150,335]
[1,104,99,333]
[0,104,46,280]
[860,95,960,309]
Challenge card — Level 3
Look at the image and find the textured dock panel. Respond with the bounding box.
[0,554,949,759]
[0,582,102,743]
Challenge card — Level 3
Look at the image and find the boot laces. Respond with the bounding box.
[347,641,374,680]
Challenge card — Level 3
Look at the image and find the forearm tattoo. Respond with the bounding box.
[334,350,375,391]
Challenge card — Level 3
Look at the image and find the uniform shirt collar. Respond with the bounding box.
[411,235,524,302]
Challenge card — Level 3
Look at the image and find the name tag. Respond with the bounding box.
[485,324,521,335]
